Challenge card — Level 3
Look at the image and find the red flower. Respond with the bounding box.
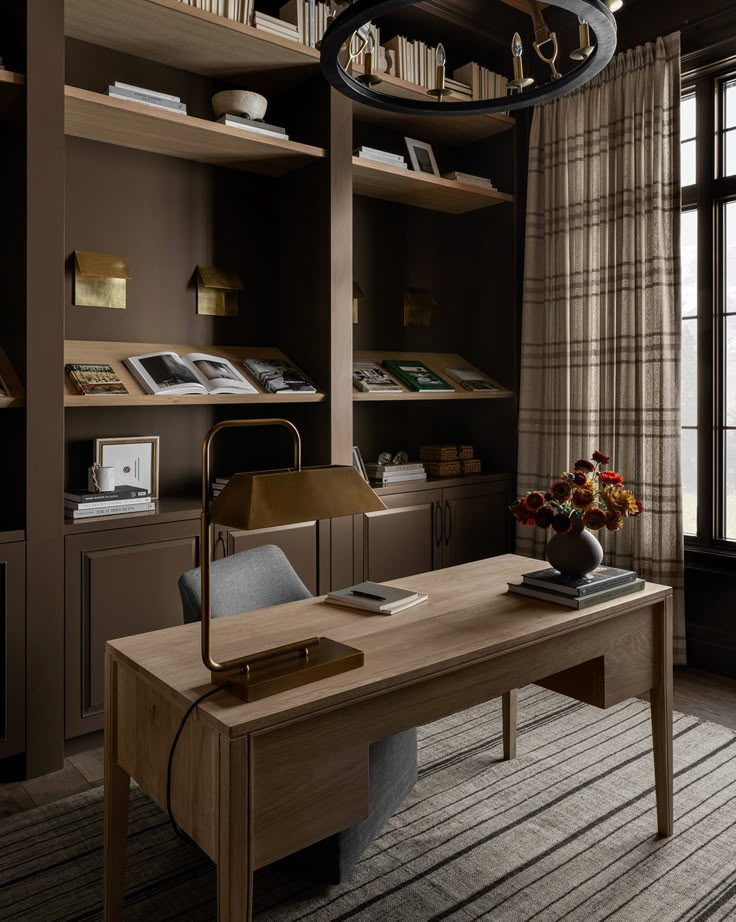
[572,471,588,485]
[544,491,554,501]
[574,459,595,472]
[525,491,546,511]
[593,450,609,464]
[599,471,624,486]
[633,500,644,515]
[510,500,537,525]
[550,480,571,501]
[551,512,572,534]
[534,506,555,528]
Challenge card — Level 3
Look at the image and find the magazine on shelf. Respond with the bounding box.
[444,367,499,392]
[382,359,454,392]
[65,363,130,396]
[243,357,317,394]
[352,362,404,393]
[124,351,259,396]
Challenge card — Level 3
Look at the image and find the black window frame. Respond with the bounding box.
[683,58,736,552]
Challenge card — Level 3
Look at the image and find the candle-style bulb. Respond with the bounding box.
[437,42,446,67]
[512,32,523,57]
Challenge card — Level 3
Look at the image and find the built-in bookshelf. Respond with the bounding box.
[65,86,326,173]
[352,159,513,214]
[64,341,326,406]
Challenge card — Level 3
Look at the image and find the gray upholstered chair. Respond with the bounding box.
[178,544,418,884]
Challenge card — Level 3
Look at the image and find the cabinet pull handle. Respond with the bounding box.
[214,531,227,560]
[434,501,443,547]
[444,501,452,546]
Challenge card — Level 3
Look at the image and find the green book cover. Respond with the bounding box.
[382,360,454,392]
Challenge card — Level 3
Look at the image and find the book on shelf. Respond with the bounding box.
[0,369,7,398]
[367,471,427,485]
[65,363,129,397]
[279,0,305,41]
[254,11,300,40]
[106,83,187,115]
[124,351,259,396]
[352,362,404,393]
[442,172,495,189]
[65,494,151,511]
[178,0,253,24]
[507,578,645,609]
[444,367,499,392]
[243,357,317,394]
[382,360,454,392]
[452,62,508,107]
[65,500,156,520]
[216,115,289,140]
[64,485,151,504]
[354,146,406,163]
[520,566,638,598]
[325,581,428,615]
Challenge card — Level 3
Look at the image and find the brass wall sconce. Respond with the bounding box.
[196,266,244,317]
[73,251,131,310]
[404,287,436,327]
[200,418,386,701]
[353,281,365,323]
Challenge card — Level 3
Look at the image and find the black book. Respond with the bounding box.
[64,484,150,503]
[508,579,645,609]
[521,565,637,598]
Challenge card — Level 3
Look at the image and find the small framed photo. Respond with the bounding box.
[352,445,368,482]
[95,436,160,498]
[405,137,439,176]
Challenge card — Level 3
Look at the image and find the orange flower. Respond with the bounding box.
[582,507,607,530]
[550,480,571,502]
[605,510,624,531]
[600,470,624,486]
[571,486,595,508]
[603,488,639,516]
[525,491,546,511]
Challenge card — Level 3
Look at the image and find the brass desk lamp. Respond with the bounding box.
[201,418,386,701]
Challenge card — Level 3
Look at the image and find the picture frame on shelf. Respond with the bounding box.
[352,446,369,482]
[405,137,439,176]
[95,436,160,498]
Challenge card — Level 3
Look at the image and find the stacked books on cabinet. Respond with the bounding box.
[106,82,187,115]
[507,567,645,609]
[64,485,154,520]
[364,461,427,486]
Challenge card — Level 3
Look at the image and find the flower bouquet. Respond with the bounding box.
[509,451,644,577]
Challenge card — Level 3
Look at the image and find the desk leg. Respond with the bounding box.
[104,655,130,922]
[218,736,253,922]
[502,690,518,760]
[650,597,674,837]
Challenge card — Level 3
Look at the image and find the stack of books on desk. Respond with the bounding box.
[364,462,426,485]
[508,566,644,609]
[106,82,187,115]
[64,485,154,520]
[354,146,408,170]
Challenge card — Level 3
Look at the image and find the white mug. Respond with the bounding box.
[88,464,115,493]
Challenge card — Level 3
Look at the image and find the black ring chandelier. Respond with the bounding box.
[319,0,618,116]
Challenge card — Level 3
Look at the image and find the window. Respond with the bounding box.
[683,68,736,546]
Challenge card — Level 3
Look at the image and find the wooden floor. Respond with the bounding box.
[1,668,735,820]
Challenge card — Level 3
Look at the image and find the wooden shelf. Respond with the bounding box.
[0,70,25,114]
[64,341,326,406]
[352,158,512,214]
[65,86,326,176]
[0,347,24,408]
[65,0,319,83]
[353,352,513,401]
[350,67,515,146]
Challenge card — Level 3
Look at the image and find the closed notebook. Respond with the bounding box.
[325,581,428,614]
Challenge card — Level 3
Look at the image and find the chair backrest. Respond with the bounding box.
[178,544,312,624]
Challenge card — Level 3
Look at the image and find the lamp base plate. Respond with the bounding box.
[211,637,364,702]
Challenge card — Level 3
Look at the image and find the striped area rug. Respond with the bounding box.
[1,687,735,921]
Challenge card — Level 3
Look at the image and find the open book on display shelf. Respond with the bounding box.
[124,351,259,396]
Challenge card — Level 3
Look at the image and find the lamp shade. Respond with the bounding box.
[210,464,386,530]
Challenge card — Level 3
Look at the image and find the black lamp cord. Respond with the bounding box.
[166,684,228,840]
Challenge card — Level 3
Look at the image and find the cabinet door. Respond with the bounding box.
[0,541,25,759]
[442,480,512,568]
[65,522,199,738]
[225,521,319,595]
[362,490,443,583]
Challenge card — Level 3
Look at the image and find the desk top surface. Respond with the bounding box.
[107,554,671,736]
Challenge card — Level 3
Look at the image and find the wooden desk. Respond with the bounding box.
[103,554,673,922]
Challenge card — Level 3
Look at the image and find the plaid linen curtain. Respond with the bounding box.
[516,33,686,663]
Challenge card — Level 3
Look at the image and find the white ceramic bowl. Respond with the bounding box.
[211,90,268,121]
